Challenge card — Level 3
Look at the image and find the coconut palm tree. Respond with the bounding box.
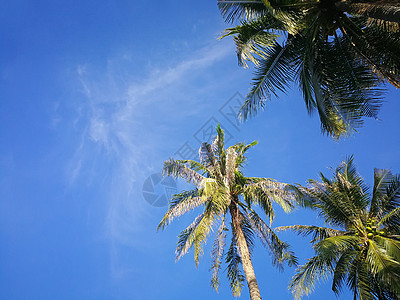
[278,156,400,299]
[158,126,297,300]
[218,0,400,139]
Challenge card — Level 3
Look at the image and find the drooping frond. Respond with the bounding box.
[176,213,205,261]
[247,209,298,269]
[210,217,228,291]
[338,15,400,88]
[239,210,256,255]
[289,255,334,300]
[221,14,283,67]
[158,189,207,230]
[331,249,358,295]
[175,201,220,266]
[163,159,205,186]
[225,228,245,297]
[299,28,383,138]
[239,37,297,120]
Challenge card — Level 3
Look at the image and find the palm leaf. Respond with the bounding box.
[158,189,207,230]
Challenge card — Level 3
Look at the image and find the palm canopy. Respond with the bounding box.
[218,0,400,139]
[158,125,297,298]
[278,156,400,299]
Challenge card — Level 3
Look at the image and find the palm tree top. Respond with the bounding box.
[278,156,400,299]
[158,125,298,298]
[218,0,400,139]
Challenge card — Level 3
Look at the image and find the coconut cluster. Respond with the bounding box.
[365,219,386,238]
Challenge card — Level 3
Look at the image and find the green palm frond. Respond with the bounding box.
[239,38,297,120]
[290,157,400,299]
[331,249,358,295]
[370,169,393,218]
[289,255,334,299]
[313,236,360,260]
[379,206,400,232]
[219,0,400,139]
[175,201,220,266]
[366,239,400,275]
[221,15,283,67]
[218,0,268,23]
[338,15,400,88]
[335,1,400,24]
[374,236,400,262]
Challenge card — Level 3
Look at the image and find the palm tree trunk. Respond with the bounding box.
[335,1,400,23]
[229,200,262,300]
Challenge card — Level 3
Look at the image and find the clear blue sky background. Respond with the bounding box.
[0,1,399,299]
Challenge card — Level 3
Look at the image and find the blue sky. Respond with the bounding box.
[0,1,399,299]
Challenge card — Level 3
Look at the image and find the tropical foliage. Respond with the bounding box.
[278,156,400,299]
[218,0,400,138]
[158,126,297,299]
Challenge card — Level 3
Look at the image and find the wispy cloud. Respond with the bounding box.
[67,39,234,278]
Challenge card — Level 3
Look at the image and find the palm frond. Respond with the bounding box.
[277,225,344,244]
[289,255,334,299]
[163,159,205,186]
[218,0,268,23]
[225,228,245,297]
[247,209,298,269]
[176,213,205,261]
[366,239,400,275]
[335,1,400,24]
[244,178,295,219]
[211,124,225,158]
[220,15,283,67]
[175,201,219,266]
[239,37,297,120]
[210,217,228,291]
[338,15,400,88]
[158,189,207,230]
[332,249,358,295]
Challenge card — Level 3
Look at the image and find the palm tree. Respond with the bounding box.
[158,126,297,300]
[278,156,400,299]
[218,0,400,139]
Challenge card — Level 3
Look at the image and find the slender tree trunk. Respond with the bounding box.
[229,199,262,300]
[335,1,400,23]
